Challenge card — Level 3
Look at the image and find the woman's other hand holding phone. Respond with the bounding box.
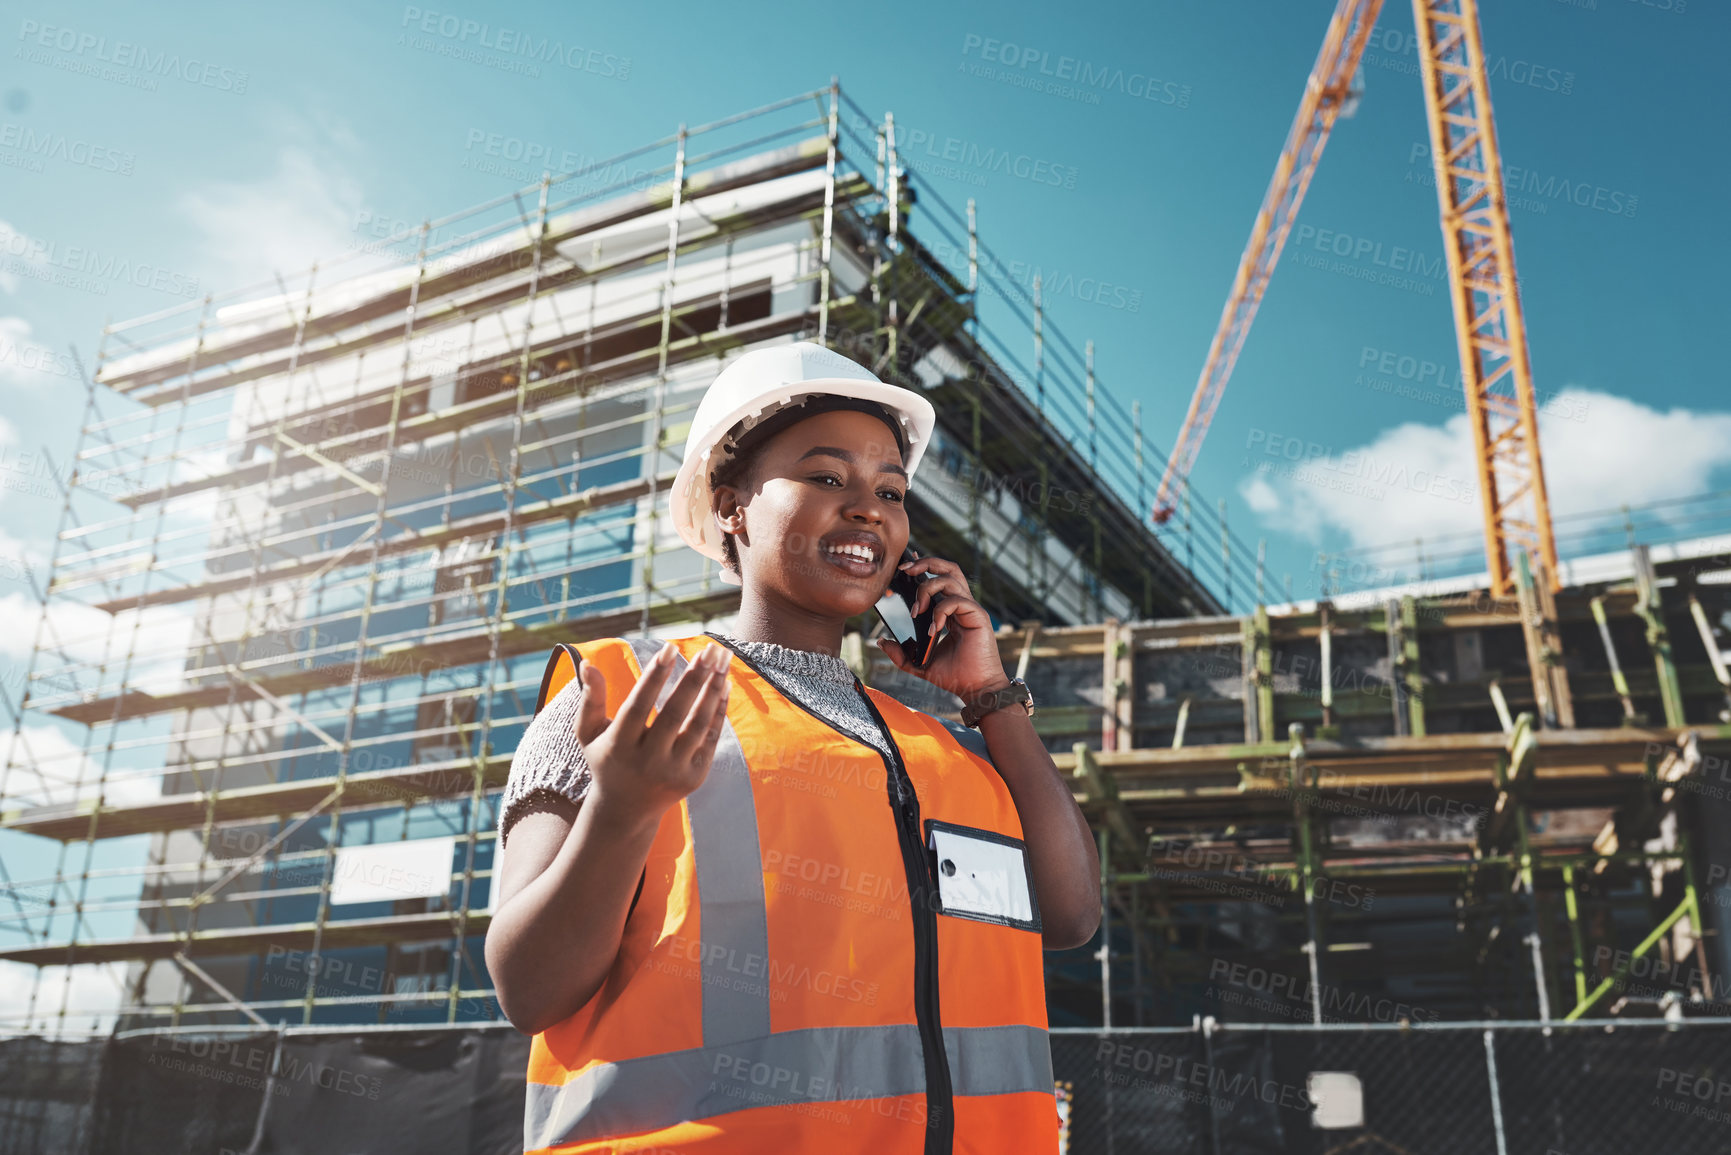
[876,553,1012,703]
[876,553,1101,948]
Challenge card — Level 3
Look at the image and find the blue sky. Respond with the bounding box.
[2,0,1727,611]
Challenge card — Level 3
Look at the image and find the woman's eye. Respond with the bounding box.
[807,473,901,502]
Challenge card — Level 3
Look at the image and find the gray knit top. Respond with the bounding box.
[498,634,891,846]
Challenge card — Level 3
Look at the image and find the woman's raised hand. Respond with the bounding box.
[574,642,733,824]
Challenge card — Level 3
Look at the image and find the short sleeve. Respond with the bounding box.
[499,677,592,847]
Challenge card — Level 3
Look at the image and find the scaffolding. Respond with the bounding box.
[959,536,1731,1026]
[0,85,1252,1033]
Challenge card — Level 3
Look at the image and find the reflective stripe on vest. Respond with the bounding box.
[525,1022,1053,1151]
[623,637,771,1046]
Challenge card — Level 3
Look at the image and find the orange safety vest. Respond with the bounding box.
[521,632,1059,1154]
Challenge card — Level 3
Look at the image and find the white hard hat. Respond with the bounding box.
[669,341,937,585]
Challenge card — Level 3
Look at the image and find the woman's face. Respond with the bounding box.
[713,408,910,618]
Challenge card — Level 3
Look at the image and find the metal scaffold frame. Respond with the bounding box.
[978,541,1731,1028]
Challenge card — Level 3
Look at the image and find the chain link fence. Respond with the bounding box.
[5,1019,1731,1153]
[1054,1019,1731,1155]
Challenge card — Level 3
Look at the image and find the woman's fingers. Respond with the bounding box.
[650,645,727,744]
[613,641,679,735]
[913,572,970,616]
[902,555,967,616]
[575,664,609,745]
[877,635,908,672]
[901,554,959,579]
[931,595,987,635]
[673,667,732,761]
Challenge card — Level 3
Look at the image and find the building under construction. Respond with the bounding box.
[0,85,1230,1037]
[3,71,1731,1155]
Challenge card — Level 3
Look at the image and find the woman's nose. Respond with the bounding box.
[841,487,886,523]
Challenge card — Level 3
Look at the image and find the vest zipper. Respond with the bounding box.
[856,689,956,1155]
[704,635,955,1154]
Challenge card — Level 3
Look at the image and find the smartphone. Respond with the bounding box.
[875,546,942,668]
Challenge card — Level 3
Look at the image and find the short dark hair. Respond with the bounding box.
[708,395,905,577]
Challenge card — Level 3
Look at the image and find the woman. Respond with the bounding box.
[486,342,1101,1154]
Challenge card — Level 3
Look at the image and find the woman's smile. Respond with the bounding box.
[818,530,886,578]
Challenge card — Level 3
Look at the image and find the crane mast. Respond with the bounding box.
[1411,0,1558,596]
[1152,0,1558,598]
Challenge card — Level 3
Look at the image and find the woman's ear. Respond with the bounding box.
[712,486,746,540]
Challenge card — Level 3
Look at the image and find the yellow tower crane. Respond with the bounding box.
[1152,0,1558,598]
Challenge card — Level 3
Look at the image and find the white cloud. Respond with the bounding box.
[0,315,76,387]
[0,960,129,1033]
[1238,387,1731,552]
[0,721,159,808]
[0,524,47,578]
[0,220,49,294]
[178,144,369,290]
[0,590,195,697]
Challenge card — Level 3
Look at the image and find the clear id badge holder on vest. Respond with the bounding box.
[924,819,1042,932]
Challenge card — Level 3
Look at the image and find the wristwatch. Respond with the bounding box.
[960,678,1036,728]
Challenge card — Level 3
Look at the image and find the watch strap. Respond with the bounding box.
[961,679,1033,728]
